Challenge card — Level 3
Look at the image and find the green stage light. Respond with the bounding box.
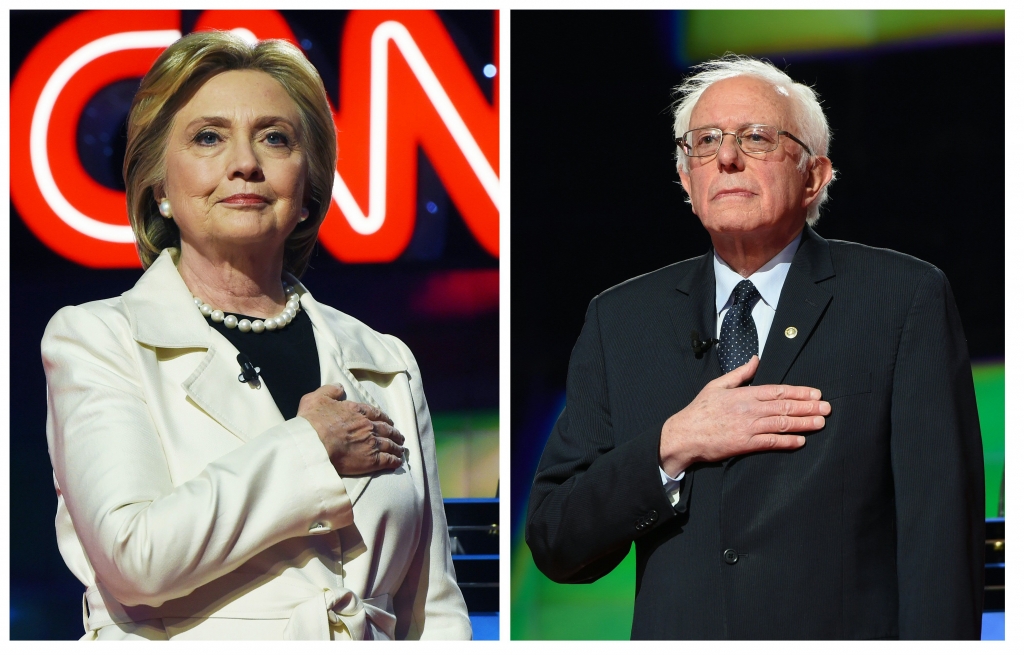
[683,10,1004,63]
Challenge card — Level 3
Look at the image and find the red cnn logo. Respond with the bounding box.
[11,10,499,268]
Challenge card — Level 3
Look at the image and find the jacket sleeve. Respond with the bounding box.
[388,336,472,640]
[889,267,986,638]
[42,304,354,608]
[526,296,677,583]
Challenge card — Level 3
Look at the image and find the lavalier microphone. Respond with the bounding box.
[237,353,262,388]
[690,330,718,359]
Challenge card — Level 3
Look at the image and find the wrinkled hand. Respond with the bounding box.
[298,384,405,477]
[659,355,830,477]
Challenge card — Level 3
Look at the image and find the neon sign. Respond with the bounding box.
[11,10,499,267]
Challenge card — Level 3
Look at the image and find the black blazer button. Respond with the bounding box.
[723,548,738,565]
[635,519,643,531]
[647,510,658,521]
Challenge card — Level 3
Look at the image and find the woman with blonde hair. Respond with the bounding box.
[42,30,470,640]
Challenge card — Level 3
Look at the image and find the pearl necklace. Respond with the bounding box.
[194,284,302,334]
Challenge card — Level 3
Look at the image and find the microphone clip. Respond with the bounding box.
[690,330,718,359]
[237,353,262,389]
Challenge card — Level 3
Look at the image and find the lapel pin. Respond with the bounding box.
[784,326,798,339]
[237,353,262,389]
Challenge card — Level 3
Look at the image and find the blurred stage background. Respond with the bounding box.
[511,10,1004,640]
[9,9,498,640]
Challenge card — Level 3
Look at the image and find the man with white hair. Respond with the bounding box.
[526,55,985,639]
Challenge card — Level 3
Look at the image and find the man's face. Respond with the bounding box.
[678,76,830,243]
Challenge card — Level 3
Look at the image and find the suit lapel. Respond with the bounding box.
[125,250,409,507]
[752,227,835,386]
[124,250,287,443]
[306,305,376,507]
[181,335,287,441]
[300,290,406,508]
[667,250,724,401]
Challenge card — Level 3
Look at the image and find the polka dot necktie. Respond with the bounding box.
[718,279,761,373]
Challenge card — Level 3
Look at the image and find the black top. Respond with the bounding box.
[205,310,321,420]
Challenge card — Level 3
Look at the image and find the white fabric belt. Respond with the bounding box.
[83,581,396,640]
[282,588,395,640]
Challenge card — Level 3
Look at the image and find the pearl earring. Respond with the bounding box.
[158,198,173,218]
[299,207,309,222]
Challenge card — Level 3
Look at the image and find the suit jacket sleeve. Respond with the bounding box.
[42,304,354,608]
[526,296,677,583]
[388,336,472,639]
[890,267,986,638]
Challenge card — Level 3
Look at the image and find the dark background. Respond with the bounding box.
[10,10,497,639]
[510,11,1004,546]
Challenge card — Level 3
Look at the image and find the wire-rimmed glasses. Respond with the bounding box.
[675,125,813,158]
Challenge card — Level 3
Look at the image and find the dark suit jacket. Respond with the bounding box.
[526,227,985,639]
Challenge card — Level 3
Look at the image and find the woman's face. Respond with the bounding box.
[160,69,308,257]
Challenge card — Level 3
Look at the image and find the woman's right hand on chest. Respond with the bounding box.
[298,384,406,476]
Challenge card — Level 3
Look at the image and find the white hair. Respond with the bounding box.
[672,54,835,225]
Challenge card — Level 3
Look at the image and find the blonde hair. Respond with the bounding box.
[124,31,336,276]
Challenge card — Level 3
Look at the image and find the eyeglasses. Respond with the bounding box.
[675,125,813,158]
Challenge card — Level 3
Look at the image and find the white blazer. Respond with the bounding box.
[42,249,471,640]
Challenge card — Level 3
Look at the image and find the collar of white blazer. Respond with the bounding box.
[122,248,407,375]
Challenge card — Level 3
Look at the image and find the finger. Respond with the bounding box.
[375,433,405,456]
[318,383,346,401]
[758,399,831,418]
[713,355,759,389]
[375,422,406,446]
[379,452,402,469]
[748,433,807,451]
[372,450,402,469]
[752,383,822,402]
[753,414,825,434]
[352,403,394,426]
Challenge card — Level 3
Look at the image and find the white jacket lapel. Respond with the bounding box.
[123,251,410,502]
[123,250,285,443]
[180,333,286,442]
[299,289,406,507]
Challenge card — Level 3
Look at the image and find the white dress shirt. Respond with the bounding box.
[660,233,802,505]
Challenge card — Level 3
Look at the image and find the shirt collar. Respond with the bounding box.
[714,232,802,313]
